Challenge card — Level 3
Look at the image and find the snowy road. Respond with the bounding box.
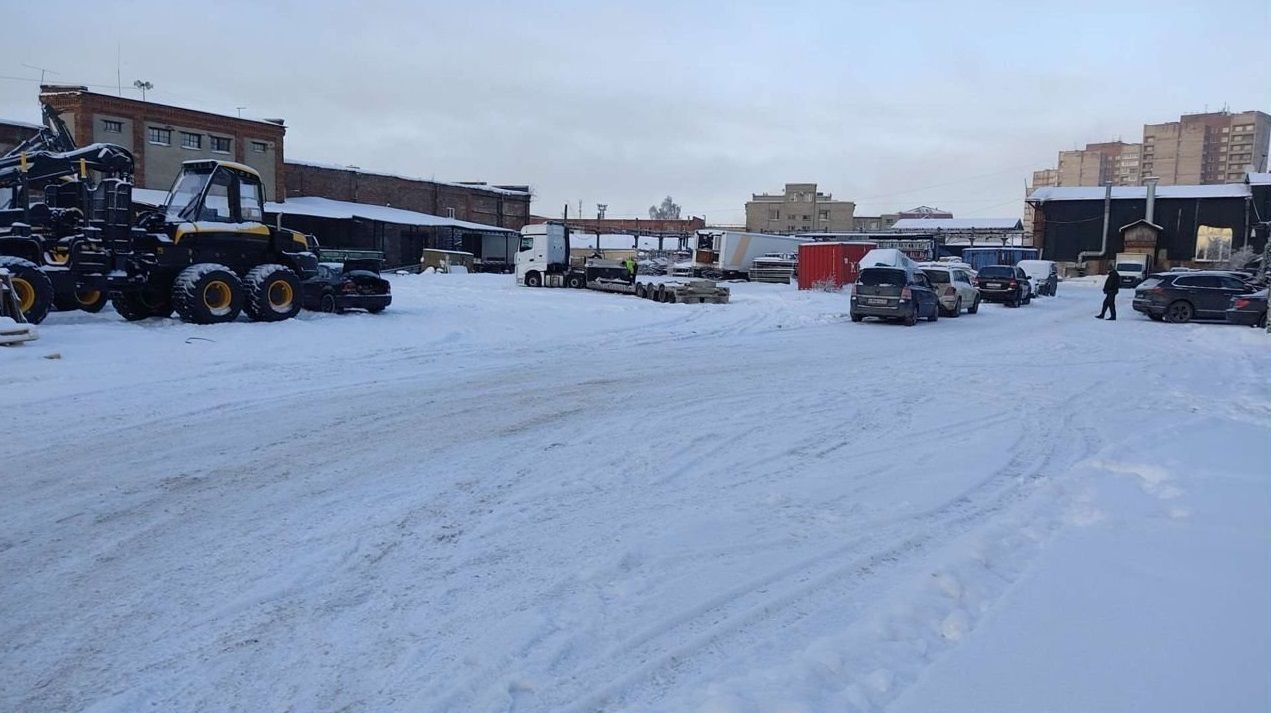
[3,275,1268,712]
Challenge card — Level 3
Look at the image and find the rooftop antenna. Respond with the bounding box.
[21,63,58,84]
[116,43,122,96]
[236,106,246,118]
[133,79,153,102]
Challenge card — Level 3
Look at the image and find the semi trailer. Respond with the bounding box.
[515,223,729,303]
[676,230,812,279]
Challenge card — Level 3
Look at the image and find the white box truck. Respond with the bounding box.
[1114,252,1154,288]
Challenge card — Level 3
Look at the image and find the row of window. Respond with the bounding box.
[768,210,834,221]
[140,124,268,154]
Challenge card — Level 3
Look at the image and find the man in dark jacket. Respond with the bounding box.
[1096,266,1120,320]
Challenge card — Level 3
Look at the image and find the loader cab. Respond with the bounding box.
[162,160,265,227]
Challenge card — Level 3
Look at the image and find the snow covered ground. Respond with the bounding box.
[2,275,1268,712]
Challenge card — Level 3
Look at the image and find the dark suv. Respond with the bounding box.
[1132,271,1251,323]
[975,265,1031,307]
[850,266,940,325]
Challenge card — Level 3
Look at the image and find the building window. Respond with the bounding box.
[181,132,202,150]
[819,210,830,220]
[210,136,231,154]
[102,119,123,133]
[446,207,456,218]
[148,127,171,145]
[768,209,779,220]
[251,141,268,153]
[801,215,810,221]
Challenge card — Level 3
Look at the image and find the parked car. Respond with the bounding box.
[850,266,941,325]
[302,260,392,314]
[1131,271,1251,323]
[1017,259,1059,296]
[1225,289,1268,328]
[974,265,1031,307]
[920,265,980,316]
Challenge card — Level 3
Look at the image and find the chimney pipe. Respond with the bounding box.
[1144,176,1159,224]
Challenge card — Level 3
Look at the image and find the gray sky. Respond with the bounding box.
[2,0,1268,222]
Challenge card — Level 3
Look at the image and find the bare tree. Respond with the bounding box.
[648,196,682,220]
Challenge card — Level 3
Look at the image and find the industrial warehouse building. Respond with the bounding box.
[1028,173,1270,268]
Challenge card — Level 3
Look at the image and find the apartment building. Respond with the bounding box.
[1142,111,1270,185]
[1033,110,1269,192]
[38,85,287,200]
[745,183,855,233]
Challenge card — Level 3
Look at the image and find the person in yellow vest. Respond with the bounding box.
[623,256,638,284]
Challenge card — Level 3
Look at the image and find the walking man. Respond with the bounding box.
[1096,265,1120,320]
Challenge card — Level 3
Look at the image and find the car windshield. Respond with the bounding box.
[921,269,950,284]
[858,268,908,287]
[1117,263,1143,272]
[163,170,212,221]
[979,266,1014,278]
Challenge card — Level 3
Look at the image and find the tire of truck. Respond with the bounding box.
[665,290,678,304]
[320,293,340,313]
[112,286,174,321]
[0,256,53,324]
[635,282,647,299]
[566,273,584,289]
[243,264,302,322]
[172,263,244,324]
[525,271,542,288]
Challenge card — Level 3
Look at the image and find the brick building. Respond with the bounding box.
[37,86,287,200]
[745,183,856,233]
[286,161,532,230]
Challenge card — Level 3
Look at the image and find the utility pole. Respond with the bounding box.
[133,80,153,102]
[596,204,607,252]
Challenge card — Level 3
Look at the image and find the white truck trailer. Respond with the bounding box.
[516,223,729,303]
[677,230,813,279]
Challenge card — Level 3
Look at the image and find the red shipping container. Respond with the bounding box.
[797,241,877,290]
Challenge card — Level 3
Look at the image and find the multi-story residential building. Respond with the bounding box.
[1142,110,1270,185]
[38,85,287,200]
[745,183,855,233]
[1033,110,1269,192]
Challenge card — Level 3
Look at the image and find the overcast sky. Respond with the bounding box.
[3,1,1269,221]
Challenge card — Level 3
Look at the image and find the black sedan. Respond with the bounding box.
[1132,271,1250,323]
[1226,289,1267,328]
[302,260,391,314]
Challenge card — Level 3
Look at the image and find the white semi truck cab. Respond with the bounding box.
[516,223,583,287]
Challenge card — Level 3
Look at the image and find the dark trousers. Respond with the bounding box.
[1099,293,1117,319]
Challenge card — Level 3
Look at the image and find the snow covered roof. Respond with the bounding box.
[1247,173,1271,186]
[0,117,43,130]
[1028,184,1250,202]
[264,196,515,233]
[287,159,530,197]
[891,218,1023,231]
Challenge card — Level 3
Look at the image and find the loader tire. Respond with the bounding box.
[0,256,53,324]
[55,287,108,313]
[112,286,173,321]
[172,263,244,324]
[243,264,301,322]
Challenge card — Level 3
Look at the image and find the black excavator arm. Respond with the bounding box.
[3,103,77,157]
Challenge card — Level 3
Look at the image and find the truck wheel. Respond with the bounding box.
[75,288,107,313]
[320,293,339,313]
[665,290,678,304]
[172,263,244,324]
[525,271,542,288]
[112,286,173,321]
[1165,300,1193,324]
[243,264,301,322]
[566,273,584,289]
[0,256,53,324]
[635,283,647,299]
